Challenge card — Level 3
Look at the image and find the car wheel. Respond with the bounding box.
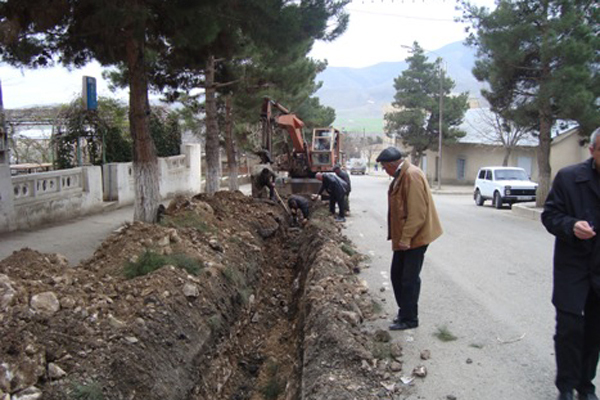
[474,189,484,206]
[493,191,503,209]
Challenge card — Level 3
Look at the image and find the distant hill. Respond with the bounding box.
[314,41,487,135]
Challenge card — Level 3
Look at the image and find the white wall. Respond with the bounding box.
[0,144,203,233]
[8,166,103,231]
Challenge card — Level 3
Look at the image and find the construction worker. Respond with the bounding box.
[251,165,277,200]
[333,164,351,213]
[312,172,348,222]
[288,194,310,227]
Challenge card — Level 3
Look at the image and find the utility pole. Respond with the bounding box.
[438,65,443,190]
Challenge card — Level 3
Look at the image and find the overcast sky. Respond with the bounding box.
[310,0,496,68]
[0,0,496,109]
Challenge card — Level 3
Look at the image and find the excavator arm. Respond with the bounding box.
[261,98,306,156]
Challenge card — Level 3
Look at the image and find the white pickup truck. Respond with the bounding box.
[473,166,538,209]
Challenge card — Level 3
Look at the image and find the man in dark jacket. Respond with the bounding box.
[313,172,348,222]
[333,164,351,213]
[251,165,276,200]
[541,127,600,400]
[288,194,310,226]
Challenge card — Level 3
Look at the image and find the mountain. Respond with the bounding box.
[314,41,487,135]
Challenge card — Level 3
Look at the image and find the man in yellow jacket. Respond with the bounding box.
[376,147,443,331]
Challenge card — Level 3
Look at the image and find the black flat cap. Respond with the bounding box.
[376,147,403,162]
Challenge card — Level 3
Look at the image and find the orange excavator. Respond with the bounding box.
[260,97,342,194]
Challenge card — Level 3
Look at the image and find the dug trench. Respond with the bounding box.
[0,191,415,400]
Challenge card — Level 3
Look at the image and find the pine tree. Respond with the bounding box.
[384,42,469,166]
[460,0,600,205]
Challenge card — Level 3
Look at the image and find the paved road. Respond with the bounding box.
[343,174,593,400]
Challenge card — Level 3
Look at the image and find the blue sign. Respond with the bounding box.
[82,76,97,110]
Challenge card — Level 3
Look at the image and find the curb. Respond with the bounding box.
[511,202,542,221]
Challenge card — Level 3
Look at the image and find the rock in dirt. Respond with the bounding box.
[30,291,60,316]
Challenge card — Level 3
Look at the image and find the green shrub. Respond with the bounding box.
[433,326,458,342]
[160,212,215,233]
[222,266,245,286]
[259,361,284,400]
[372,342,392,360]
[71,380,104,400]
[341,243,357,256]
[124,250,201,279]
[208,315,222,333]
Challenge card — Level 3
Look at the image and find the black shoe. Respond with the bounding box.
[334,216,346,222]
[558,392,574,400]
[578,393,599,400]
[389,320,418,331]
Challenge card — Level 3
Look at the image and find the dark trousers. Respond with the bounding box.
[555,288,600,394]
[390,245,428,322]
[329,194,346,218]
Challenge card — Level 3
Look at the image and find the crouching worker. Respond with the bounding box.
[251,164,277,200]
[312,172,348,222]
[288,194,310,227]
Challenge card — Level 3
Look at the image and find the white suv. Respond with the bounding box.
[473,166,538,209]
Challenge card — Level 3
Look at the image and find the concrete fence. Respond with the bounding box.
[0,144,203,233]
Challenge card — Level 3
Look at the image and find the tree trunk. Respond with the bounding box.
[536,109,552,207]
[204,55,221,195]
[126,35,160,222]
[502,148,512,166]
[224,95,239,191]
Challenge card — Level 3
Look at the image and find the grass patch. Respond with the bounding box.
[124,250,201,279]
[371,300,383,315]
[340,243,357,256]
[433,326,458,342]
[238,288,253,305]
[160,211,215,233]
[208,315,222,333]
[221,265,245,286]
[372,342,392,360]
[227,236,242,244]
[71,380,104,400]
[469,343,484,349]
[259,361,285,400]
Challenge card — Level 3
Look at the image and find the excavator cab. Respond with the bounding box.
[310,127,341,172]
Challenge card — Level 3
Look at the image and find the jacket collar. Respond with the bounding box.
[575,158,600,199]
[575,158,595,183]
[394,159,411,178]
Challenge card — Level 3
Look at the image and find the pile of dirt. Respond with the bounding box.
[0,191,414,400]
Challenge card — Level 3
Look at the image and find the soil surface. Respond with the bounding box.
[0,191,416,400]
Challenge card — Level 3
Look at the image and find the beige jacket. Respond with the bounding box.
[387,160,443,251]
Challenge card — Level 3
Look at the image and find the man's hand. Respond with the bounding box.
[396,242,410,251]
[574,220,596,240]
[311,194,319,201]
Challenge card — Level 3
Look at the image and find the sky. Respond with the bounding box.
[0,0,496,110]
[310,0,496,68]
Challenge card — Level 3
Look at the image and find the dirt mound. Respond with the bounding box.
[0,191,412,400]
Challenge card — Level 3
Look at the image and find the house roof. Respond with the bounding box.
[456,108,578,147]
[457,108,537,146]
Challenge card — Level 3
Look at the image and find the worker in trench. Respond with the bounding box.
[333,164,351,214]
[288,194,311,227]
[251,149,277,200]
[312,172,348,222]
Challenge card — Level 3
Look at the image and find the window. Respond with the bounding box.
[485,170,492,180]
[457,158,466,181]
[478,170,486,179]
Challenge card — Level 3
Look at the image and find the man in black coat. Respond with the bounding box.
[313,172,348,222]
[333,164,351,213]
[288,194,310,226]
[541,127,600,400]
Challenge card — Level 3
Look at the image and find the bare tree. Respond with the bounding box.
[468,109,532,166]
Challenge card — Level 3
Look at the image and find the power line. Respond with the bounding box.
[346,7,457,23]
